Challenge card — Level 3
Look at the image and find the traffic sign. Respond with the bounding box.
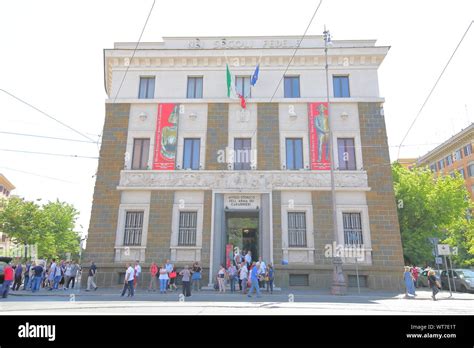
[435,257,443,265]
[452,247,458,256]
[437,244,451,255]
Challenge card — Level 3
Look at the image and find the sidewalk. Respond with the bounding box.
[8,286,473,300]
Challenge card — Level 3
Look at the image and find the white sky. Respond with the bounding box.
[1,0,473,236]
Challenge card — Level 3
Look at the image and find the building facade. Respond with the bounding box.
[0,174,15,256]
[417,123,474,200]
[85,36,404,289]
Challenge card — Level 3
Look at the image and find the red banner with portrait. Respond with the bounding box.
[308,102,330,170]
[226,244,233,268]
[152,103,178,170]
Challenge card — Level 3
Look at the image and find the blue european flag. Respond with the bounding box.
[250,64,260,86]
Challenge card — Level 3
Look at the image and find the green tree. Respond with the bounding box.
[392,162,474,266]
[0,197,80,260]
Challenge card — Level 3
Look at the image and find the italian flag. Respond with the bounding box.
[226,64,246,109]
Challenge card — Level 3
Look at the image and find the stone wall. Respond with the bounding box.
[257,103,280,170]
[205,103,228,170]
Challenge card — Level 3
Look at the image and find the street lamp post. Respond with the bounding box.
[324,27,347,295]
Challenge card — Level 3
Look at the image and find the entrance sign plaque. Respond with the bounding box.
[224,194,260,210]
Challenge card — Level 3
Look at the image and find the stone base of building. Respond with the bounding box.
[81,263,404,291]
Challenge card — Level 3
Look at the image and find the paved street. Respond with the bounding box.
[1,288,473,315]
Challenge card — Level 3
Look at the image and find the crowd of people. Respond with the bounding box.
[0,259,82,298]
[403,265,440,301]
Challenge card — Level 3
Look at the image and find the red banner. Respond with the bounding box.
[152,103,178,170]
[308,102,331,170]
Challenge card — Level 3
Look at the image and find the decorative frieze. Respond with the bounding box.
[118,170,369,190]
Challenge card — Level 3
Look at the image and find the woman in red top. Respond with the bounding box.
[148,262,158,292]
[1,262,14,298]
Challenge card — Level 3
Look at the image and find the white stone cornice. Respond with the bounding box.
[118,170,369,191]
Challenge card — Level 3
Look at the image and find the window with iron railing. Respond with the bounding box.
[342,212,363,246]
[123,211,144,246]
[178,212,197,246]
[288,212,307,247]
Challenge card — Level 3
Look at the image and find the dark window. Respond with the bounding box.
[289,274,309,286]
[446,154,453,166]
[178,212,197,246]
[430,164,437,172]
[468,163,474,177]
[132,138,150,170]
[138,77,155,99]
[342,212,363,245]
[463,144,472,157]
[437,159,445,170]
[337,138,356,170]
[235,76,251,98]
[333,76,350,98]
[286,138,304,170]
[454,149,463,161]
[183,138,200,170]
[123,211,144,246]
[187,77,203,98]
[458,168,466,179]
[348,275,368,288]
[234,138,252,170]
[284,76,300,98]
[288,212,307,247]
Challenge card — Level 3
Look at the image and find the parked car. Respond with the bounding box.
[418,269,441,287]
[0,257,13,285]
[440,269,474,293]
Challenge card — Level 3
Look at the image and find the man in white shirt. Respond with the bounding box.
[239,261,249,294]
[134,260,141,290]
[245,251,252,267]
[121,263,135,297]
[258,257,267,289]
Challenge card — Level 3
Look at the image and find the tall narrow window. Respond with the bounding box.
[123,211,144,246]
[333,76,350,98]
[437,159,445,171]
[284,76,300,98]
[182,138,200,170]
[235,76,251,98]
[138,77,155,99]
[454,149,463,161]
[178,212,197,246]
[286,138,304,170]
[468,163,474,177]
[337,138,356,170]
[446,154,453,166]
[187,77,203,98]
[342,212,363,245]
[234,138,252,170]
[132,138,150,170]
[288,212,307,247]
[463,144,472,157]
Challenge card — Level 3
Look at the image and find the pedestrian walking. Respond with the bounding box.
[31,262,44,293]
[1,261,14,298]
[411,265,419,288]
[121,263,135,297]
[158,264,169,294]
[217,264,227,293]
[64,261,72,290]
[239,261,248,294]
[245,251,252,267]
[12,262,23,291]
[428,269,440,301]
[247,262,261,298]
[134,260,141,290]
[191,262,202,292]
[149,262,158,291]
[86,261,98,291]
[23,261,31,290]
[258,257,266,289]
[227,263,237,292]
[66,261,80,289]
[266,263,274,293]
[403,266,416,298]
[180,265,192,297]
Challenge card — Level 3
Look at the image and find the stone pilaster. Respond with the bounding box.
[257,103,280,170]
[205,103,228,170]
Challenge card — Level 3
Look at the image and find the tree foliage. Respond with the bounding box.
[0,197,80,260]
[392,162,474,266]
